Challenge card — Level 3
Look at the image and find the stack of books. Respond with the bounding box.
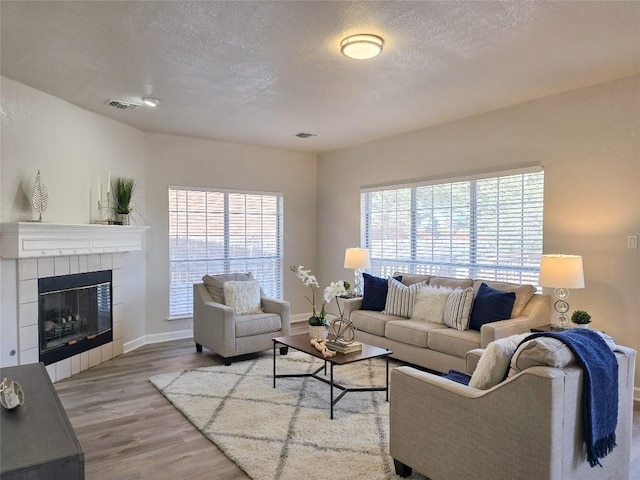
[326,340,362,354]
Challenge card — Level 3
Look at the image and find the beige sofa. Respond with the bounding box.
[342,274,550,373]
[390,344,636,479]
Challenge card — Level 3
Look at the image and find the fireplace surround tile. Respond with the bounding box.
[19,324,38,351]
[19,258,38,279]
[113,338,124,357]
[38,257,54,277]
[80,351,89,371]
[88,348,101,368]
[19,278,37,304]
[69,256,80,274]
[54,256,70,276]
[70,355,81,375]
[78,255,88,273]
[55,357,71,381]
[87,254,101,272]
[18,301,37,328]
[100,254,113,270]
[101,343,113,363]
[21,347,38,365]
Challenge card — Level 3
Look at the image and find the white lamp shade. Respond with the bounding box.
[344,248,371,270]
[538,254,585,289]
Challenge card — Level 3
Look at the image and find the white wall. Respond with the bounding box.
[317,75,640,388]
[0,77,148,361]
[143,133,318,335]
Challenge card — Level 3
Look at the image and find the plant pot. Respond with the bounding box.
[572,323,589,329]
[308,325,328,340]
[115,213,130,226]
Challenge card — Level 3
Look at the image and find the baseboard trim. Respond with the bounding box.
[634,386,640,403]
[124,329,193,354]
[291,314,309,324]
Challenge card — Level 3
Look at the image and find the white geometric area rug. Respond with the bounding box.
[149,352,426,480]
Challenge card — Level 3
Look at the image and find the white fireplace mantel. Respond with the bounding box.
[0,222,150,259]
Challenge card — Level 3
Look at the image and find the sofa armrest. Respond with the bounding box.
[479,294,551,348]
[466,348,484,374]
[342,297,363,319]
[262,297,291,335]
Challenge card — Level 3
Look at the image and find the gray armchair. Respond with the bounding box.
[193,275,291,364]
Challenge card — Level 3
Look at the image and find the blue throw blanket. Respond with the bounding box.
[519,329,618,467]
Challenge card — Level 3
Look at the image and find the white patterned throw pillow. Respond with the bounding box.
[382,277,426,318]
[443,287,474,331]
[410,286,452,324]
[469,333,531,389]
[223,280,263,315]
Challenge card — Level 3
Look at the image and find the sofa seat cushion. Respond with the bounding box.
[235,313,282,338]
[385,320,448,348]
[427,328,481,358]
[351,310,402,337]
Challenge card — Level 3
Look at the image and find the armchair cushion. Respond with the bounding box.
[202,272,255,303]
[468,282,516,331]
[223,280,263,314]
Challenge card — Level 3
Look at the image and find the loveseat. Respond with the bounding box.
[342,273,550,373]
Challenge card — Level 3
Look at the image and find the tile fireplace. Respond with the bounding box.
[1,222,148,382]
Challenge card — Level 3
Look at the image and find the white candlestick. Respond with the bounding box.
[98,178,102,200]
[107,171,111,194]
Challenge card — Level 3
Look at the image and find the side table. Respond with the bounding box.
[530,324,569,333]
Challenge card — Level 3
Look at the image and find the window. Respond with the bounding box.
[362,168,544,284]
[169,187,283,318]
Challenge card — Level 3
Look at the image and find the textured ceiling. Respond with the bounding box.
[2,1,639,153]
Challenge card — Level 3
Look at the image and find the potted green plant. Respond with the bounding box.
[571,310,591,328]
[111,177,136,225]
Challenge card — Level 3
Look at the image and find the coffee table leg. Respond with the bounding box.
[385,354,389,401]
[330,362,334,420]
[273,340,276,388]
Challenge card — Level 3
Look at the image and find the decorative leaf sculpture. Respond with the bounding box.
[31,170,49,222]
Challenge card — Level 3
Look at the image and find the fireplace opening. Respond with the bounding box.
[38,270,113,365]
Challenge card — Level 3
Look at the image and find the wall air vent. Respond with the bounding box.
[104,99,139,110]
[294,132,317,139]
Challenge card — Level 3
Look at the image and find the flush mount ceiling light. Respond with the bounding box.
[141,97,161,107]
[340,34,384,60]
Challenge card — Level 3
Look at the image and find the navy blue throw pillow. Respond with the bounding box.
[361,273,402,311]
[468,282,516,331]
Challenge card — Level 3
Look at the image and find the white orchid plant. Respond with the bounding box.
[290,266,348,326]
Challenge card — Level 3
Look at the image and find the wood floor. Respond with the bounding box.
[54,333,640,480]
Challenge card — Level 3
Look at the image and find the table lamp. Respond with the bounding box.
[344,248,371,296]
[538,254,585,327]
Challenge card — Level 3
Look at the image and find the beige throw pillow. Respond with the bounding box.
[223,280,263,315]
[410,286,452,324]
[469,333,531,389]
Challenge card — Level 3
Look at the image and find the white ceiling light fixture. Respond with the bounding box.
[340,34,384,60]
[141,97,161,107]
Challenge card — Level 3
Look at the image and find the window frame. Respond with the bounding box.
[361,166,544,284]
[168,185,284,319]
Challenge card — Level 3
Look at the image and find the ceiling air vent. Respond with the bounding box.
[105,99,139,110]
[294,132,317,139]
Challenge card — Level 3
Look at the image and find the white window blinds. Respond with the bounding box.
[362,168,544,284]
[169,187,283,318]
